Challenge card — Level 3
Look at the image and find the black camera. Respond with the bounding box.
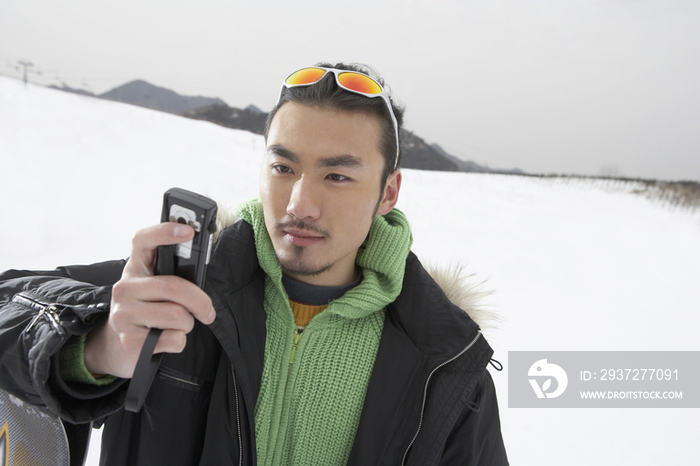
[156,188,218,288]
[126,188,217,413]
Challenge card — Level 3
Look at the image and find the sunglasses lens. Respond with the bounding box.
[285,67,327,85]
[337,72,382,95]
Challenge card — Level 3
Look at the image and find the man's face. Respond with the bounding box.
[260,101,401,287]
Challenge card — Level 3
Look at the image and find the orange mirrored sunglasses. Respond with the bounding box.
[278,66,400,169]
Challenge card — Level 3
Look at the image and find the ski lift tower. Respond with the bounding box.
[18,61,34,86]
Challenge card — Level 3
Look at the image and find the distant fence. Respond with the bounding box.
[483,172,700,212]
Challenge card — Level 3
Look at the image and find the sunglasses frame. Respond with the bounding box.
[277,66,400,170]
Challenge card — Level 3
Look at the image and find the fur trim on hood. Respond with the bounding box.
[424,263,499,332]
[213,206,498,331]
[213,201,241,244]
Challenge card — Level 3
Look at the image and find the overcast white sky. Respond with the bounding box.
[2,0,698,181]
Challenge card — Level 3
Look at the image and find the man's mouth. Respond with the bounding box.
[283,228,325,247]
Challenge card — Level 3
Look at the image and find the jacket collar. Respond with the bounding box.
[211,204,490,361]
[392,252,482,359]
[348,251,491,465]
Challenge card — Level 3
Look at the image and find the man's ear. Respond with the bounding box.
[377,170,402,216]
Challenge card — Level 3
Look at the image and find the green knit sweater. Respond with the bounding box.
[236,200,413,466]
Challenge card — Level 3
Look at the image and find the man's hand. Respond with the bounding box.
[84,222,216,379]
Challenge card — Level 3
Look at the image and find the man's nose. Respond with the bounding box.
[286,176,321,220]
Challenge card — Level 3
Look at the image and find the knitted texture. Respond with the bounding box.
[59,335,118,386]
[290,301,328,329]
[236,200,413,466]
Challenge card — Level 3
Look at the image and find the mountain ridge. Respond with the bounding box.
[54,78,523,174]
[99,79,227,115]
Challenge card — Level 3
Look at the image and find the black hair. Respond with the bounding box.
[264,62,405,189]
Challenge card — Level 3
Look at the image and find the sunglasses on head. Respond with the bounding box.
[277,66,400,170]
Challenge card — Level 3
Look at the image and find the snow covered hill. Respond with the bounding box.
[1,76,699,465]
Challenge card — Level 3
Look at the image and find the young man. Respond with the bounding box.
[0,63,508,465]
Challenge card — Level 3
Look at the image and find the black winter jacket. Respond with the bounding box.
[0,219,508,465]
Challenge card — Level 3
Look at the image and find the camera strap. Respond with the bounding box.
[125,245,174,412]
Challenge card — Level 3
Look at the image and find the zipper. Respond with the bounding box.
[157,371,203,388]
[267,328,303,465]
[13,293,65,336]
[401,331,482,466]
[289,329,302,365]
[230,363,242,466]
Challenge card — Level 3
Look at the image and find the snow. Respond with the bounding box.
[1,76,699,465]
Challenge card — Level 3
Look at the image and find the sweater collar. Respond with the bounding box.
[236,199,413,320]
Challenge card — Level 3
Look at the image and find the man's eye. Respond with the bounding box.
[273,165,292,174]
[327,174,349,182]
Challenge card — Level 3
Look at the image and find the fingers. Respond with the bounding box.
[111,300,196,335]
[85,302,206,378]
[125,222,195,278]
[112,275,215,326]
[119,223,216,324]
[154,329,189,355]
[118,327,190,357]
[85,223,218,378]
[87,325,191,378]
